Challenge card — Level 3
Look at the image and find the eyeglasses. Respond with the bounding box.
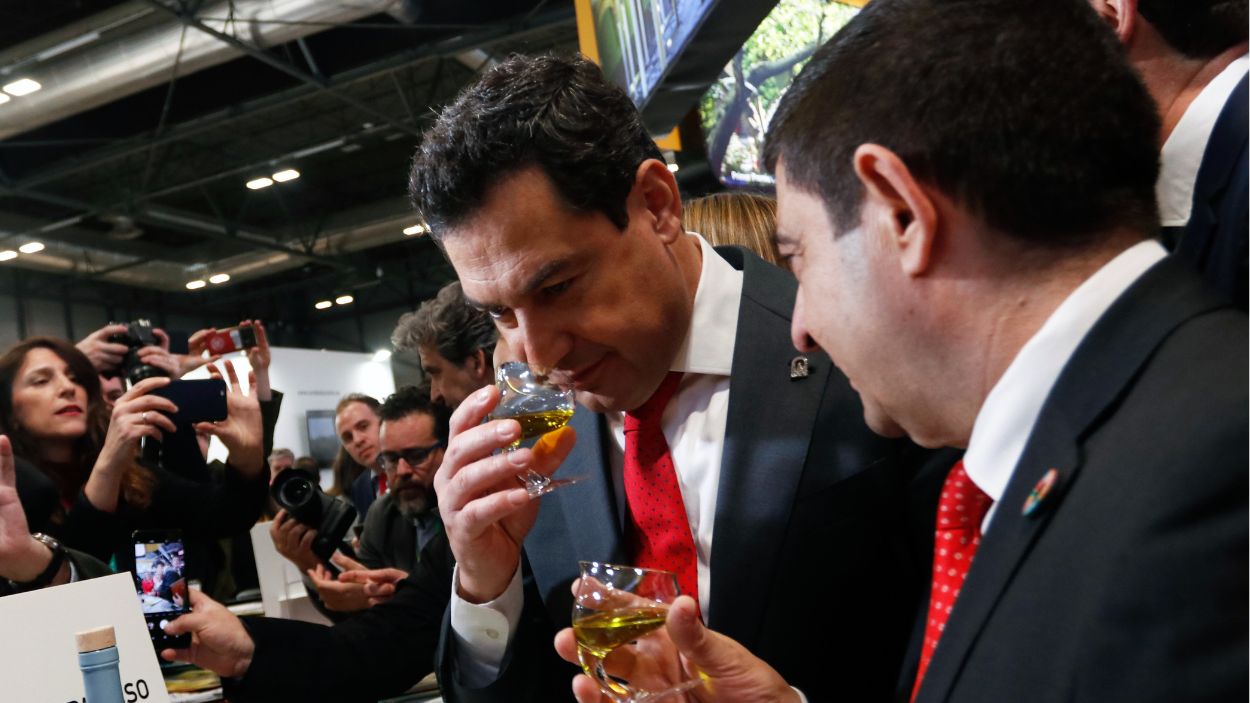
[377,442,446,471]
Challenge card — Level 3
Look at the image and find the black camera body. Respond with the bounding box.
[105,319,168,385]
[270,470,357,566]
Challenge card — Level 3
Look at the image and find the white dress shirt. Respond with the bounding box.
[449,233,743,685]
[1157,54,1248,227]
[963,240,1167,530]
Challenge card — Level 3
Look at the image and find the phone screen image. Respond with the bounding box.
[132,532,191,650]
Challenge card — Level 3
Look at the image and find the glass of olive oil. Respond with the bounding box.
[490,361,579,498]
[573,561,706,702]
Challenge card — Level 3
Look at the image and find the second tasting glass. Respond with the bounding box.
[572,561,706,702]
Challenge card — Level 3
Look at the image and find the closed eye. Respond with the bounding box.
[541,278,573,298]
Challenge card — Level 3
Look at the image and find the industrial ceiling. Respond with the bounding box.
[0,0,578,334]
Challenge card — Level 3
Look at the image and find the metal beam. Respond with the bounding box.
[12,10,574,191]
[142,0,423,138]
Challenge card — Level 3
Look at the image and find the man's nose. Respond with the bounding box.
[513,312,573,371]
[790,293,820,353]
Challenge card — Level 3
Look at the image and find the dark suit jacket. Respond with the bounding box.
[436,247,919,701]
[350,469,379,520]
[903,259,1248,703]
[1171,72,1248,311]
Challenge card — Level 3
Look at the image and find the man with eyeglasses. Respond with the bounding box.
[304,385,454,615]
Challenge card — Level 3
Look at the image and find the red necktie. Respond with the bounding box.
[911,460,993,701]
[377,472,388,496]
[623,371,699,605]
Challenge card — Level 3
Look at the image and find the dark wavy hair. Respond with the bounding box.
[392,281,496,364]
[408,52,663,237]
[0,337,154,508]
[378,384,451,442]
[765,0,1161,250]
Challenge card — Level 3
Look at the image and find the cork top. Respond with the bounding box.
[76,626,116,653]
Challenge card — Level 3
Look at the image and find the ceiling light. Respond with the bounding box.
[335,294,354,305]
[208,273,230,284]
[315,300,333,310]
[0,251,16,262]
[246,177,273,190]
[667,163,680,173]
[272,169,300,182]
[403,224,428,236]
[18,242,44,254]
[186,280,207,290]
[0,94,9,105]
[372,349,392,362]
[3,79,41,96]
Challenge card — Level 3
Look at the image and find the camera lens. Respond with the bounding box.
[280,478,312,506]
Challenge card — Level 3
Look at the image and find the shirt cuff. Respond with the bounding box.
[448,563,524,687]
[67,558,79,583]
[792,687,808,703]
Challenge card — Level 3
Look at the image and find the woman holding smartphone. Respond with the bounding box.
[0,336,268,581]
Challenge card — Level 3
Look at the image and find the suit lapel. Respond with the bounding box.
[1178,73,1248,264]
[706,250,824,644]
[916,259,1230,702]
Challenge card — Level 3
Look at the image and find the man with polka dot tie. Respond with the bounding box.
[619,1,1248,702]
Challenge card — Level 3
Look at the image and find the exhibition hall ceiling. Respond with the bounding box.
[0,0,576,321]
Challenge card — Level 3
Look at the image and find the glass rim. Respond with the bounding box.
[577,561,678,578]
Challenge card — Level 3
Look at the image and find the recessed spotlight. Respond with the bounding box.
[18,242,44,254]
[246,177,274,190]
[667,163,680,173]
[3,79,41,96]
[315,300,333,310]
[372,349,392,362]
[208,273,230,284]
[335,294,354,305]
[0,251,16,261]
[186,280,207,290]
[272,169,300,182]
[403,224,428,236]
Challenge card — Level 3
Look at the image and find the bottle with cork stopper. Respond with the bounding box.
[76,626,124,703]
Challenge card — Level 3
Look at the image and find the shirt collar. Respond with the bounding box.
[669,233,744,376]
[963,240,1167,515]
[1157,55,1248,227]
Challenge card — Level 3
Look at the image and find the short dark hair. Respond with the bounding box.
[392,281,496,364]
[378,385,450,442]
[765,0,1161,249]
[335,393,379,418]
[408,53,663,236]
[1137,0,1248,59]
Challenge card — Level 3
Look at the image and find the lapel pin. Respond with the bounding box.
[1022,468,1059,517]
[789,355,810,380]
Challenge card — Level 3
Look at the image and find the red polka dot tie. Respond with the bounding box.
[623,371,699,606]
[911,460,993,701]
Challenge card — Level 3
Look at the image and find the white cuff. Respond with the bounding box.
[792,687,809,703]
[448,562,524,686]
[67,558,79,583]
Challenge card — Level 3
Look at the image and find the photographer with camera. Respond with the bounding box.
[301,386,450,616]
[0,336,269,585]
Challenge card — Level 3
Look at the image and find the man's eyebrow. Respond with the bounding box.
[774,230,798,249]
[463,259,574,310]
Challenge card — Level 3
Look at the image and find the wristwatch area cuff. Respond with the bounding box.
[7,532,67,592]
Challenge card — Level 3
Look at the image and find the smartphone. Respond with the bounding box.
[150,379,227,425]
[132,530,191,651]
[204,326,258,355]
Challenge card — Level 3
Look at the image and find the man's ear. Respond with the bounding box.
[851,143,939,277]
[470,348,490,380]
[1091,0,1136,44]
[633,159,684,244]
